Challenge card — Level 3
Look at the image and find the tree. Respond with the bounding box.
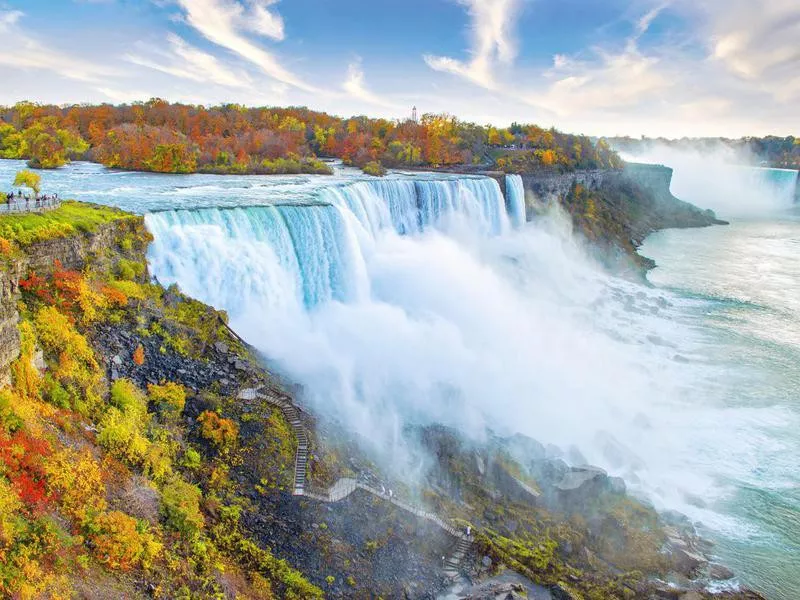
[13,170,41,196]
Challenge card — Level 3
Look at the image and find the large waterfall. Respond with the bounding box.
[147,176,516,312]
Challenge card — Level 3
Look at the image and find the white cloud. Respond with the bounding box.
[699,0,800,82]
[424,0,522,90]
[125,33,252,88]
[343,59,401,110]
[173,0,315,91]
[0,10,119,83]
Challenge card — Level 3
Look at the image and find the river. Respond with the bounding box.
[1,159,797,599]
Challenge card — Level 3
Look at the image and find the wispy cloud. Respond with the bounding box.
[125,33,252,89]
[343,59,401,110]
[0,10,120,83]
[172,0,315,92]
[424,0,522,90]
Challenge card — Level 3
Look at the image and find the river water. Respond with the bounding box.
[1,159,797,599]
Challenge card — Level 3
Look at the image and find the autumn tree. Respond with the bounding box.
[13,170,41,196]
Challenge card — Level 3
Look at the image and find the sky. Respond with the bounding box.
[0,0,797,138]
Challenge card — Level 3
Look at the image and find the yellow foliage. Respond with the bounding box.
[89,510,162,571]
[34,306,101,398]
[0,477,21,549]
[197,411,239,448]
[148,382,186,415]
[10,321,41,403]
[45,448,107,523]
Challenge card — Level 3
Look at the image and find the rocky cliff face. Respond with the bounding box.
[517,164,725,278]
[0,216,149,384]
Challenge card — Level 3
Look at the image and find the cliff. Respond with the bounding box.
[0,201,761,600]
[518,163,726,278]
[0,204,146,384]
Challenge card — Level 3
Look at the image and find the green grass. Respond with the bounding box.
[0,200,134,246]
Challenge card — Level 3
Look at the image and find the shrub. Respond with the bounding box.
[33,306,101,401]
[148,382,186,415]
[132,344,145,366]
[110,379,147,421]
[197,411,238,448]
[45,448,107,523]
[362,161,386,177]
[88,510,162,570]
[117,259,145,281]
[106,279,146,301]
[160,479,204,536]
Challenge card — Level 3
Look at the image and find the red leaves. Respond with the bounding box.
[0,430,55,514]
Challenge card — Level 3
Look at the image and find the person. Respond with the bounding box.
[466,525,471,536]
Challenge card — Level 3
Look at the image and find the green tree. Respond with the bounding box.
[13,170,41,195]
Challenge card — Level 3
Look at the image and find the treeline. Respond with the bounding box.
[0,99,622,175]
[609,135,800,169]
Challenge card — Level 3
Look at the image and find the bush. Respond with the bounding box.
[117,259,145,281]
[88,510,162,570]
[132,344,145,366]
[160,479,204,536]
[148,382,186,415]
[362,161,386,177]
[197,411,238,449]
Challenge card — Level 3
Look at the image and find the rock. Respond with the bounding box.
[214,341,228,354]
[481,555,492,568]
[679,592,704,600]
[32,349,46,371]
[708,563,735,580]
[555,465,607,491]
[672,546,708,576]
[112,354,123,366]
[608,476,626,495]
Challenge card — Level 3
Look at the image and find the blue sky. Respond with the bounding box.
[0,0,797,137]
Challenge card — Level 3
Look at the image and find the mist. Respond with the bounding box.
[620,144,799,217]
[143,175,793,530]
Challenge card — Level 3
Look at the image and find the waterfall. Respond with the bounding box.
[505,174,527,227]
[146,175,513,313]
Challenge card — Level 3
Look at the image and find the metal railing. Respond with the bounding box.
[2,198,61,213]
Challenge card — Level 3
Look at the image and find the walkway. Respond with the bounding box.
[2,198,61,214]
[237,387,474,579]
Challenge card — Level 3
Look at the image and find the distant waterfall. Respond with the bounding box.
[505,174,527,227]
[146,175,514,313]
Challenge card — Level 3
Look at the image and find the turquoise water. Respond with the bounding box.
[641,210,800,600]
[2,159,798,598]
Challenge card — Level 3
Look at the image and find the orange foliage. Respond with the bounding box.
[132,344,145,366]
[101,285,128,307]
[197,411,238,448]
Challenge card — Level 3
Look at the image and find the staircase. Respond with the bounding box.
[444,536,473,579]
[237,387,473,578]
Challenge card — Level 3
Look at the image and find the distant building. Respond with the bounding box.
[411,106,418,123]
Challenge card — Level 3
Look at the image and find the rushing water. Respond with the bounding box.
[1,159,797,598]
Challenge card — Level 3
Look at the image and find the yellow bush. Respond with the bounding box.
[45,448,107,523]
[89,510,162,571]
[148,382,186,415]
[34,306,101,394]
[10,321,41,403]
[0,477,22,550]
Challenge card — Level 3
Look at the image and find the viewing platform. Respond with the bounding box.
[2,196,61,214]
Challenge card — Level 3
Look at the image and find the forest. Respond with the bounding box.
[608,135,800,169]
[0,99,622,176]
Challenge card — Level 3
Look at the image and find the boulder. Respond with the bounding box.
[708,563,735,581]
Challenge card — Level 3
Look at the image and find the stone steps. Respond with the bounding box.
[237,387,473,576]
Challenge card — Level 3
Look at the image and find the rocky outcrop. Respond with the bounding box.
[0,214,148,383]
[515,164,725,278]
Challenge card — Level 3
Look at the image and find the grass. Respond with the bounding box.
[0,200,134,247]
